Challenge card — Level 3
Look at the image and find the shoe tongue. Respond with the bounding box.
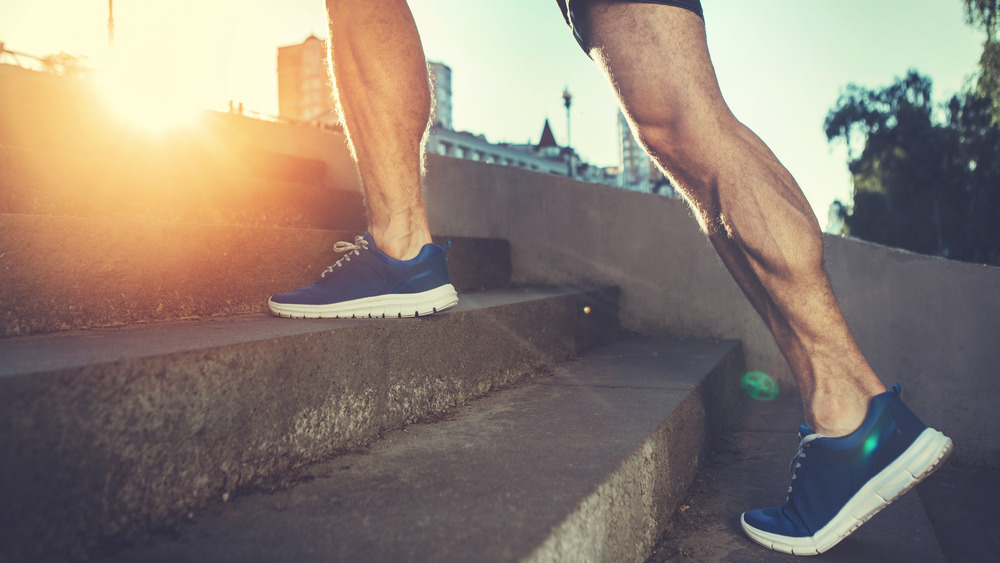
[798,424,815,439]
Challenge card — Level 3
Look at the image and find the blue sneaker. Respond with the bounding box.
[741,384,952,555]
[268,233,458,319]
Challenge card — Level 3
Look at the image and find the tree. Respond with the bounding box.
[40,52,88,78]
[826,71,1000,265]
[964,0,1000,124]
[949,91,1000,264]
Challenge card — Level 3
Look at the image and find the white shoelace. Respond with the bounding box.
[320,235,369,278]
[786,433,822,500]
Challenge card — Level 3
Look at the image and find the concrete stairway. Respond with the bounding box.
[0,63,378,338]
[4,65,984,563]
[0,64,511,338]
[1,285,626,561]
[77,336,743,563]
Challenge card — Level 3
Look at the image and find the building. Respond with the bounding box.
[618,110,650,192]
[428,61,452,131]
[277,35,337,126]
[426,117,620,184]
[427,120,573,176]
[276,42,617,184]
[428,114,621,181]
[424,62,580,177]
[618,111,674,196]
[424,62,616,183]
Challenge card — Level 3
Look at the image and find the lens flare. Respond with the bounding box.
[582,306,591,314]
[741,371,779,401]
[97,63,199,132]
[862,433,880,458]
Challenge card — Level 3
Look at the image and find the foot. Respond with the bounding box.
[741,384,952,555]
[268,232,459,319]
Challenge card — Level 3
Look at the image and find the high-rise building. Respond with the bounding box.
[617,111,673,196]
[277,35,337,126]
[275,39,618,186]
[428,61,452,131]
[618,111,651,192]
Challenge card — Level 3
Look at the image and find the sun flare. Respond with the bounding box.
[96,57,200,133]
[89,1,241,132]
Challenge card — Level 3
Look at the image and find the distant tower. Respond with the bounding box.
[107,0,115,48]
[277,35,336,125]
[428,62,453,130]
[562,87,572,149]
[536,118,561,158]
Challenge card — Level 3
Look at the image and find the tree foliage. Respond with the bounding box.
[965,0,1000,123]
[826,71,1000,265]
[40,52,88,77]
[965,0,999,31]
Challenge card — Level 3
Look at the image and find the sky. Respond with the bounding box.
[0,0,986,229]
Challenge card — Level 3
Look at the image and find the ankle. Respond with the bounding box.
[369,226,432,261]
[805,388,881,438]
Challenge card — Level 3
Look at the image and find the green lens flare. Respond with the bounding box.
[862,433,880,458]
[741,371,779,401]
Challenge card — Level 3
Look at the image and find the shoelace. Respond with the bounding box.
[785,433,821,501]
[320,235,369,278]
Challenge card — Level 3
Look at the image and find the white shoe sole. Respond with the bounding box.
[741,427,953,556]
[268,284,459,319]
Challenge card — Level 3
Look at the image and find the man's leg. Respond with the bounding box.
[583,2,881,437]
[577,2,951,555]
[266,0,458,319]
[326,0,432,261]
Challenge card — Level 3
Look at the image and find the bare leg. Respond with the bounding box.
[325,0,432,260]
[585,3,884,436]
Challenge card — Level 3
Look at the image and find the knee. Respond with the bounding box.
[626,101,734,171]
[622,104,731,219]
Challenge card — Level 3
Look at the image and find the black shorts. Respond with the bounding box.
[557,0,704,53]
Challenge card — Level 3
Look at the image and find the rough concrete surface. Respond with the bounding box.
[917,463,1000,561]
[649,395,949,562]
[0,286,617,562]
[88,337,742,563]
[0,214,511,337]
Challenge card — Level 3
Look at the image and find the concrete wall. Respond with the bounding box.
[423,154,1000,466]
[202,112,360,194]
[0,64,361,195]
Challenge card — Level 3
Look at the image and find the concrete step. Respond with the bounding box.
[84,336,745,563]
[0,213,512,337]
[649,394,950,562]
[0,285,621,562]
[0,144,364,229]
